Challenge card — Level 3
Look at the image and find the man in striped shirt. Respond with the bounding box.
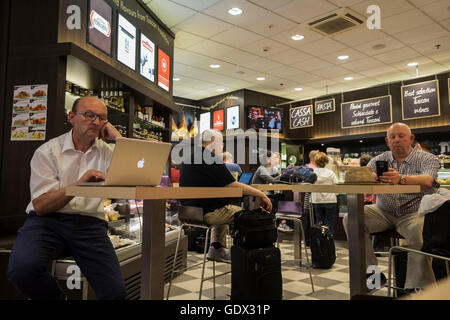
[343,123,439,292]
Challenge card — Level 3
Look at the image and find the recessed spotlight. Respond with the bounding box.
[256,77,265,81]
[408,62,419,67]
[291,34,304,41]
[373,44,386,50]
[338,55,349,60]
[344,76,354,81]
[294,88,303,91]
[173,77,180,81]
[217,88,225,92]
[209,64,220,69]
[228,7,242,15]
[359,140,363,143]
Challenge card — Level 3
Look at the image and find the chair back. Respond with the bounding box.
[178,205,205,225]
[277,201,302,215]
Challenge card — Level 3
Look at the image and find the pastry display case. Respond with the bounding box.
[51,200,187,300]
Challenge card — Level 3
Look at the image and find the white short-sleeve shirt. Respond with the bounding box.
[26,129,115,219]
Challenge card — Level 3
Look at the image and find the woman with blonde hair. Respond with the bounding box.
[311,152,338,234]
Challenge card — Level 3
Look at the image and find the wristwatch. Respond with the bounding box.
[399,175,407,185]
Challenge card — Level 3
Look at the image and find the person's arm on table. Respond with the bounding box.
[226,181,272,212]
[380,169,436,190]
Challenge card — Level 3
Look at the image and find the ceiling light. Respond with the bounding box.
[173,77,180,81]
[373,44,386,50]
[338,55,349,60]
[294,88,303,91]
[407,62,419,67]
[291,34,304,41]
[209,64,220,69]
[344,76,353,81]
[256,77,265,81]
[228,7,242,15]
[217,88,225,92]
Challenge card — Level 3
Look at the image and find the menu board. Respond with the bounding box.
[401,80,440,120]
[213,109,224,130]
[226,105,240,130]
[315,98,335,114]
[158,48,171,92]
[88,0,112,55]
[199,112,211,134]
[117,14,136,70]
[289,105,313,129]
[140,33,155,82]
[341,95,392,129]
[11,84,48,141]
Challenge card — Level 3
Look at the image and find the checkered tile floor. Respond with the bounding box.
[164,238,390,300]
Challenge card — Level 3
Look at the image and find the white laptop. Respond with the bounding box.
[77,137,172,186]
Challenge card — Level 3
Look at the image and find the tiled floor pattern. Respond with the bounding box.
[164,239,390,300]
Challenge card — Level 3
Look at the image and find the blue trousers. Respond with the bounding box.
[312,203,336,235]
[7,212,126,300]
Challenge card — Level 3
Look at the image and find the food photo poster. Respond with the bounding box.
[11,84,48,141]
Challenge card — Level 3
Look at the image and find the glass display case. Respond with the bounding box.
[437,168,450,186]
[51,199,187,300]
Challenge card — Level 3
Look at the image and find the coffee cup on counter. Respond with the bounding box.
[376,160,389,177]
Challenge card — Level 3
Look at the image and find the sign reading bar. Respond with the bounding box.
[290,105,313,129]
[401,80,440,120]
[315,98,335,114]
[341,95,392,129]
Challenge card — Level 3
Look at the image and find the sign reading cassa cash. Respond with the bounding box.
[290,105,313,129]
[341,95,392,129]
[401,80,440,120]
[315,98,335,114]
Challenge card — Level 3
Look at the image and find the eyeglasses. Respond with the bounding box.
[77,111,107,122]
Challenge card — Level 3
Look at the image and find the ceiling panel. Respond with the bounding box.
[147,0,197,27]
[246,0,294,11]
[320,48,369,65]
[413,36,450,55]
[169,0,222,11]
[186,39,235,57]
[202,0,268,26]
[238,11,297,37]
[313,65,354,78]
[270,25,325,48]
[173,30,205,49]
[380,9,435,34]
[174,13,233,38]
[420,0,450,21]
[373,47,423,64]
[291,57,333,72]
[340,57,387,72]
[297,38,348,57]
[350,0,415,19]
[392,23,449,46]
[275,0,339,24]
[355,36,406,56]
[213,26,264,47]
[240,38,291,57]
[265,48,315,65]
[332,28,386,47]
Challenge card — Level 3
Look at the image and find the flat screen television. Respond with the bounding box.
[117,14,136,70]
[247,106,283,133]
[88,0,112,55]
[140,33,155,82]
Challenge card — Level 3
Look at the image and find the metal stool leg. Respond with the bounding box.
[166,223,184,300]
[299,219,314,293]
[199,227,211,300]
[213,260,216,300]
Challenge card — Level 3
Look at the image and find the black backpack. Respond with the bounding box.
[232,208,277,249]
[309,224,336,269]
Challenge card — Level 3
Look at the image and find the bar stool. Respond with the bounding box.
[166,205,231,300]
[275,200,314,293]
[370,228,404,296]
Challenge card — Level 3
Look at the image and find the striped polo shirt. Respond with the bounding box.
[367,146,440,217]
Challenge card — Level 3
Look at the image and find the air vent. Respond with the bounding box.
[308,8,365,36]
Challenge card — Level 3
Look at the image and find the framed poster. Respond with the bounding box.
[87,0,112,55]
[140,33,156,82]
[341,95,392,129]
[158,48,171,92]
[199,112,210,134]
[401,80,440,120]
[289,105,313,129]
[226,105,240,130]
[315,98,335,114]
[213,109,224,130]
[117,14,136,70]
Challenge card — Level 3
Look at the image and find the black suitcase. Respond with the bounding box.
[309,205,336,269]
[231,245,282,300]
[232,208,277,249]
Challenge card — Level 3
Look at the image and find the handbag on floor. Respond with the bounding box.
[231,245,282,300]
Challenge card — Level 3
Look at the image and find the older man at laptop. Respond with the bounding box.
[7,96,127,300]
[179,129,272,262]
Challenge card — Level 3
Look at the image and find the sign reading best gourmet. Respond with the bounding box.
[290,105,313,129]
[401,80,440,120]
[341,95,392,129]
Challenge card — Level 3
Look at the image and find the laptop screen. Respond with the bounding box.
[238,172,253,185]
